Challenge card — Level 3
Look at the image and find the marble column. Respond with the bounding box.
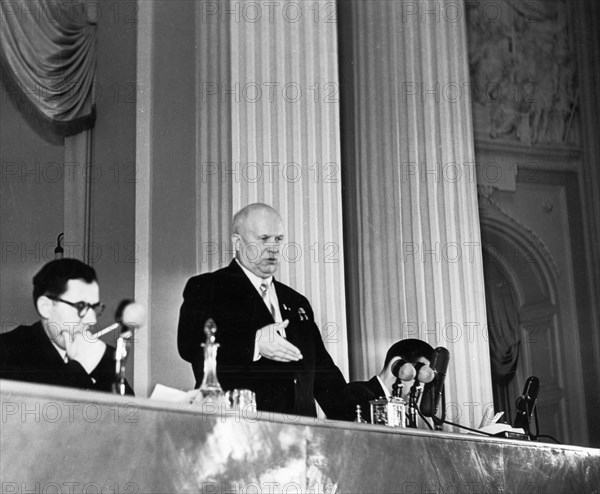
[339,0,493,427]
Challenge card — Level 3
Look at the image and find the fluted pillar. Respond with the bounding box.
[225,0,349,374]
[340,0,493,427]
[195,0,234,274]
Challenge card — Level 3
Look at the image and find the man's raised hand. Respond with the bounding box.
[255,320,303,362]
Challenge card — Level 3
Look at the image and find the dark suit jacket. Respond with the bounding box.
[0,322,133,395]
[177,260,348,418]
[345,376,388,423]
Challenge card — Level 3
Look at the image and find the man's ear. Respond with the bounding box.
[383,356,400,375]
[231,233,240,253]
[36,296,52,319]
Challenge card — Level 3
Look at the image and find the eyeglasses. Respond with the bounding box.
[46,296,106,319]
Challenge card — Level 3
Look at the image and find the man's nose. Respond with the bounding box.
[82,307,97,325]
[267,242,280,252]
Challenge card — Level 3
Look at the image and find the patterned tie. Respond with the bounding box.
[260,281,276,320]
[260,281,285,338]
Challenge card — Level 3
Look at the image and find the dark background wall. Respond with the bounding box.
[0,80,65,328]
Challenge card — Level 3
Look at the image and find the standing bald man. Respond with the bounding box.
[177,203,348,418]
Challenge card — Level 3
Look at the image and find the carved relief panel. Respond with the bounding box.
[467,0,580,146]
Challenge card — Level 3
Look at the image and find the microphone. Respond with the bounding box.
[513,376,540,434]
[420,347,450,418]
[115,299,146,338]
[414,362,435,384]
[115,299,132,321]
[391,359,417,381]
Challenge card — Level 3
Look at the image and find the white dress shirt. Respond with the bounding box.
[236,260,285,361]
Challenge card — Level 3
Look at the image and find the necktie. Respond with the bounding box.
[260,281,276,320]
[260,281,285,337]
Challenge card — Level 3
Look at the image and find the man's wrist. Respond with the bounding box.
[253,330,262,361]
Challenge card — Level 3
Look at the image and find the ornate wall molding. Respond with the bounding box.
[478,190,561,279]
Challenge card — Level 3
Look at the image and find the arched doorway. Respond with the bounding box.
[481,211,587,444]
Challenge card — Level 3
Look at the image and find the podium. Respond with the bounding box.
[1,380,599,493]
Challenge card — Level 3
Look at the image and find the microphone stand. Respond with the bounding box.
[112,333,131,396]
[418,384,446,431]
[391,378,403,399]
[515,395,539,440]
[435,388,447,431]
[532,406,540,440]
[407,382,425,428]
[406,384,416,428]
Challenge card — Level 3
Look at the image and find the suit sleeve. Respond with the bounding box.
[177,276,256,365]
[177,277,209,365]
[177,274,258,390]
[304,301,352,420]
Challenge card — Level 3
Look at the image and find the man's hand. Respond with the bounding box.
[61,329,106,374]
[256,320,303,362]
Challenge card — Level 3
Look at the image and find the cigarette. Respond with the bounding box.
[94,323,119,338]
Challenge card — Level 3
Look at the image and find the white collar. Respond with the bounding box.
[236,259,274,293]
[376,375,391,399]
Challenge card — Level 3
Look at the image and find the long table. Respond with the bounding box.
[1,380,598,493]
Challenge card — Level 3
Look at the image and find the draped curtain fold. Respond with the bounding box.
[0,0,96,136]
[484,261,521,383]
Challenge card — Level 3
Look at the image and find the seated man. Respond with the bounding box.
[178,203,348,418]
[0,258,133,394]
[346,338,434,423]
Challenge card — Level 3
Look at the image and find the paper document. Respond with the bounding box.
[150,383,196,403]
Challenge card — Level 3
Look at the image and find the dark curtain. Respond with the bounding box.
[0,0,96,136]
[483,259,521,418]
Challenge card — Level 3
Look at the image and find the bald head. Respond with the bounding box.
[232,203,284,278]
[232,203,281,235]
